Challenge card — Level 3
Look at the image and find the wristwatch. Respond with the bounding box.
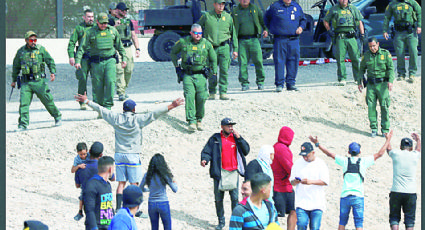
[136,48,140,51]
[315,143,320,147]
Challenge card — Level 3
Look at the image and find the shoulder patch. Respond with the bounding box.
[388,53,392,58]
[386,5,389,10]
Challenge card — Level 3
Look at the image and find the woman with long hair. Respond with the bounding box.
[140,153,178,230]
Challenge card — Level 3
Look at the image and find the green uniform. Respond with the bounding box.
[67,21,94,104]
[383,0,421,78]
[232,3,267,88]
[76,24,127,108]
[12,44,61,128]
[171,36,217,124]
[358,48,395,134]
[324,3,363,82]
[110,17,135,97]
[198,10,238,95]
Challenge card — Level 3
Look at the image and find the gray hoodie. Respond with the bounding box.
[88,101,168,154]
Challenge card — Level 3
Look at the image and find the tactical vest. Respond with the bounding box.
[181,38,209,70]
[333,6,356,31]
[115,18,132,41]
[343,158,364,182]
[92,28,115,50]
[20,46,45,75]
[391,1,415,24]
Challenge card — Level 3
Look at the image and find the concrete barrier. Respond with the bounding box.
[6,38,154,65]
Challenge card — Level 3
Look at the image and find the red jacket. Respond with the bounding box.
[271,126,294,193]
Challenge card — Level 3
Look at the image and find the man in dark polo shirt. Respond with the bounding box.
[201,118,250,230]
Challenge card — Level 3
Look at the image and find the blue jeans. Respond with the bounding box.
[273,37,300,88]
[296,208,323,230]
[148,201,172,230]
[339,195,364,228]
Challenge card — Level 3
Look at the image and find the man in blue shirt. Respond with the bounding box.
[109,185,144,230]
[264,0,306,92]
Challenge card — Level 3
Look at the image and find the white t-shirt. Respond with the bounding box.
[389,149,420,193]
[290,157,329,211]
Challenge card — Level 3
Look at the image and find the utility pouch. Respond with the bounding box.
[201,66,212,79]
[17,76,22,89]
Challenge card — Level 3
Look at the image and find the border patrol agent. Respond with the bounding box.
[75,13,127,111]
[198,0,238,100]
[264,0,306,92]
[324,0,364,86]
[109,2,141,101]
[357,37,394,138]
[383,0,421,83]
[232,0,268,91]
[11,31,62,131]
[108,2,117,19]
[67,9,95,110]
[171,24,218,131]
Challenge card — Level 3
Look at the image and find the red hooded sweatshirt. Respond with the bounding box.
[271,126,294,193]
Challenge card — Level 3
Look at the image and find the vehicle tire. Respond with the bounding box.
[153,31,181,62]
[148,35,160,62]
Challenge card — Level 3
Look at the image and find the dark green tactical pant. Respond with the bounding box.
[91,58,116,108]
[366,81,390,133]
[393,31,418,77]
[19,79,61,128]
[183,73,208,124]
[116,46,134,95]
[76,57,91,105]
[238,38,265,87]
[209,44,231,94]
[334,36,360,81]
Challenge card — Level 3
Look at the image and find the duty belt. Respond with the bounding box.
[82,53,90,59]
[394,23,414,33]
[214,40,230,48]
[122,40,133,47]
[274,35,299,40]
[90,55,116,63]
[367,77,388,84]
[238,35,257,40]
[336,31,356,39]
[22,73,47,82]
[184,69,204,75]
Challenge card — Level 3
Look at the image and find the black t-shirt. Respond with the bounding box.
[84,175,114,229]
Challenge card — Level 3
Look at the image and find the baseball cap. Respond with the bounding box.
[97,12,109,23]
[299,142,314,156]
[122,185,144,208]
[25,31,37,39]
[221,117,236,126]
[401,138,413,148]
[123,99,136,111]
[109,2,117,10]
[90,141,104,155]
[348,142,361,156]
[214,0,226,3]
[24,220,48,230]
[116,2,129,11]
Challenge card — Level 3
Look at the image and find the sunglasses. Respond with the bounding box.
[192,32,202,35]
[28,39,37,42]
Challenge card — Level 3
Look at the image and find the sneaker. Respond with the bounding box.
[406,75,415,83]
[188,123,197,131]
[287,86,299,91]
[241,85,249,91]
[17,125,27,132]
[74,213,84,221]
[275,86,283,92]
[118,94,126,101]
[371,131,377,138]
[80,103,87,110]
[257,85,264,90]
[219,94,229,100]
[135,211,148,219]
[396,75,405,81]
[55,118,62,127]
[208,94,216,100]
[196,121,203,131]
[336,80,346,86]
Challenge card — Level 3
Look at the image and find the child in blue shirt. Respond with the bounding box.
[71,142,89,221]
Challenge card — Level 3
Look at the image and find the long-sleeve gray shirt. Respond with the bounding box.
[88,101,168,154]
[140,173,178,202]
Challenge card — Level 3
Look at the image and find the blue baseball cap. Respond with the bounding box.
[299,142,314,156]
[24,220,48,230]
[349,142,361,155]
[123,99,136,111]
[123,185,144,208]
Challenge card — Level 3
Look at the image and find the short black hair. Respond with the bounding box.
[76,142,87,152]
[367,37,378,44]
[250,173,271,194]
[84,9,93,14]
[98,156,115,173]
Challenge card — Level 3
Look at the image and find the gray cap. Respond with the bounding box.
[109,2,117,10]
